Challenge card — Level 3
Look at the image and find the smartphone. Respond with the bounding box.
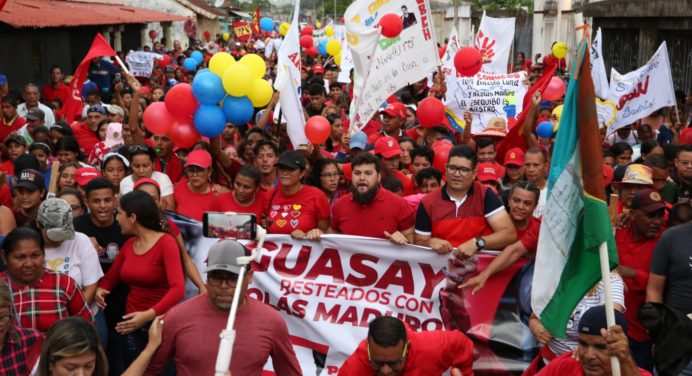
[114,73,121,83]
[202,212,257,240]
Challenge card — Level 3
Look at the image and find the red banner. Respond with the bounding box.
[251,7,261,37]
[233,21,252,41]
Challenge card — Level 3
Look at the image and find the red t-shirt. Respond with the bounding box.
[173,179,218,221]
[42,83,71,104]
[615,225,663,341]
[0,160,14,175]
[331,187,415,238]
[394,170,415,196]
[72,122,100,155]
[0,116,27,143]
[99,234,185,315]
[536,352,651,376]
[264,185,330,234]
[518,216,541,252]
[156,153,184,183]
[212,191,265,220]
[166,217,181,237]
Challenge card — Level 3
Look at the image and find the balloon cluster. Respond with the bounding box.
[142,52,274,148]
[183,51,204,71]
[298,24,343,64]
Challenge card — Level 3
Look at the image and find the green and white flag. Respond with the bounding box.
[531,40,618,337]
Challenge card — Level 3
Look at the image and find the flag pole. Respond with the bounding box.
[598,241,621,376]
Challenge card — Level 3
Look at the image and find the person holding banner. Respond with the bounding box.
[338,316,474,376]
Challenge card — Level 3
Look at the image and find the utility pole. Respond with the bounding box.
[453,0,458,34]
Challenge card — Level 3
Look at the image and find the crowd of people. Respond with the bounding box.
[0,26,690,376]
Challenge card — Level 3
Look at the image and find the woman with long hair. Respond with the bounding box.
[95,190,184,371]
[55,136,84,166]
[307,158,344,214]
[57,162,80,191]
[37,317,108,376]
[101,152,129,194]
[119,144,174,210]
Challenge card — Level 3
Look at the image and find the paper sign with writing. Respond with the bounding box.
[125,51,160,78]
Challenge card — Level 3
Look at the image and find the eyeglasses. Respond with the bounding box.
[0,314,13,324]
[368,341,408,369]
[320,172,340,179]
[185,167,206,176]
[207,273,239,287]
[446,165,474,177]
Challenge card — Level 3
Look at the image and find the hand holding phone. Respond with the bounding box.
[203,212,257,240]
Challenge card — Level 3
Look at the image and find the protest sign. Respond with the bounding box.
[233,21,252,41]
[590,28,610,99]
[345,0,440,132]
[476,12,515,74]
[606,42,676,133]
[445,71,528,134]
[125,51,160,77]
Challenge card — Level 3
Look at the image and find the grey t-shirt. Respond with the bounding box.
[650,222,692,313]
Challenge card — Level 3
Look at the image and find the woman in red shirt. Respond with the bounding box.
[213,164,265,220]
[0,96,26,143]
[95,190,185,369]
[265,150,330,239]
[173,149,226,221]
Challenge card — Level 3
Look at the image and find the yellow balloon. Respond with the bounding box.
[222,63,254,97]
[552,104,563,121]
[239,54,266,80]
[209,52,235,77]
[248,79,274,107]
[279,23,290,36]
[326,39,341,56]
[334,53,342,66]
[325,26,334,37]
[222,32,230,41]
[552,42,568,59]
[316,22,322,29]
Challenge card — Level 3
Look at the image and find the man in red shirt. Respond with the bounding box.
[338,316,474,376]
[368,102,417,144]
[537,306,651,376]
[373,137,414,196]
[73,105,106,155]
[615,189,665,372]
[42,66,71,104]
[152,133,183,183]
[331,153,414,242]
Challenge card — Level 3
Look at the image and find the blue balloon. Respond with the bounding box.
[183,57,198,71]
[191,51,204,64]
[222,96,254,125]
[536,121,554,139]
[317,40,328,56]
[192,71,225,105]
[260,17,274,32]
[194,105,227,137]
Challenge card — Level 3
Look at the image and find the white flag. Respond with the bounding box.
[345,0,440,131]
[606,42,676,133]
[476,12,515,74]
[590,28,609,99]
[274,0,308,148]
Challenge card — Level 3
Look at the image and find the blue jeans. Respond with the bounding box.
[94,310,108,351]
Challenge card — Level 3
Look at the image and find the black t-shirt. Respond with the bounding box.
[74,214,131,274]
[650,222,692,313]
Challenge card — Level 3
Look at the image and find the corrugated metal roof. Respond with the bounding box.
[0,0,189,28]
[177,0,225,19]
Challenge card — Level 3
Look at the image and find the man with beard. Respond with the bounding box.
[145,240,301,376]
[331,153,414,244]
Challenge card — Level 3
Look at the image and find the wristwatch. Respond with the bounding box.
[475,237,486,250]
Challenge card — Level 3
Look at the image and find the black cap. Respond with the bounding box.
[4,134,27,146]
[13,169,45,192]
[274,150,306,170]
[578,305,628,336]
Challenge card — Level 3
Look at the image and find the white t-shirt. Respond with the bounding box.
[17,102,56,127]
[44,232,104,288]
[533,185,548,218]
[120,171,174,197]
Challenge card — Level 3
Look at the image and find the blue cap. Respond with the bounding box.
[0,74,6,86]
[86,105,108,116]
[349,131,367,150]
[539,100,552,110]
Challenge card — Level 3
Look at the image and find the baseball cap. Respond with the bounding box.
[631,189,667,213]
[26,108,45,121]
[539,100,552,111]
[104,122,124,149]
[4,134,27,146]
[372,137,402,159]
[622,164,653,185]
[275,150,306,170]
[75,166,102,187]
[107,105,125,117]
[382,102,407,119]
[349,131,368,150]
[578,305,628,336]
[86,105,108,116]
[476,162,500,183]
[504,148,525,167]
[139,86,152,95]
[164,65,175,73]
[14,169,44,192]
[603,164,614,186]
[313,64,324,74]
[133,177,161,192]
[205,239,250,274]
[0,74,7,86]
[185,149,212,169]
[37,198,75,242]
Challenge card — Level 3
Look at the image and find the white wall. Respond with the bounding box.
[124,0,195,49]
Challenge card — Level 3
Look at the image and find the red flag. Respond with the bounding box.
[63,34,117,124]
[251,7,261,37]
[495,63,558,164]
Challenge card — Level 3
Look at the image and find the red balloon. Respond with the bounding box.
[299,35,314,49]
[143,102,174,135]
[203,31,211,41]
[417,97,446,128]
[378,13,403,38]
[305,116,331,145]
[431,140,452,173]
[543,77,566,101]
[454,47,482,77]
[301,26,313,36]
[157,53,172,68]
[304,46,318,57]
[168,119,201,148]
[164,84,198,119]
[148,30,157,41]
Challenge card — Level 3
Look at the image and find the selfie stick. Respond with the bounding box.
[214,225,267,376]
